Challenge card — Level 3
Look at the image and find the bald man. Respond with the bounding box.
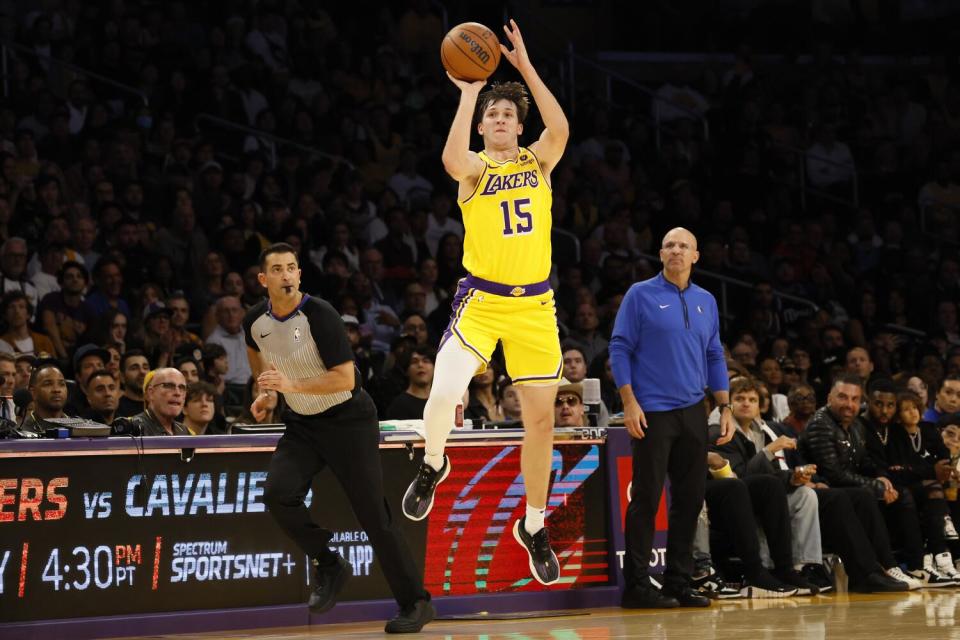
[611,227,734,609]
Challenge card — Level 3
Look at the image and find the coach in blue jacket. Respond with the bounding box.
[610,227,734,609]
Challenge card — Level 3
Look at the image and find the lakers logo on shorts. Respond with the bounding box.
[510,286,526,297]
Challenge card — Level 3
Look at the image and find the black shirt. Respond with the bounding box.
[385,392,427,420]
[116,395,144,418]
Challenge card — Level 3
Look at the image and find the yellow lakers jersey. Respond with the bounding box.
[458,147,552,285]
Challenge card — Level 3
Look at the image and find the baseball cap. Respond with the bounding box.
[341,314,359,327]
[143,301,174,321]
[73,343,110,372]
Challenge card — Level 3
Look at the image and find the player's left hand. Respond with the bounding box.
[501,19,531,72]
[258,363,295,393]
[716,409,736,445]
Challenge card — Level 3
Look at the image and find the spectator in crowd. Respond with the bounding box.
[204,295,251,403]
[82,258,130,320]
[708,377,822,594]
[798,374,924,589]
[496,376,522,422]
[117,349,150,418]
[923,375,960,423]
[182,381,223,435]
[465,364,499,422]
[846,347,875,388]
[141,302,175,369]
[887,391,960,585]
[562,343,588,384]
[783,383,817,435]
[0,237,38,313]
[0,290,53,356]
[38,260,88,360]
[67,343,109,413]
[129,368,188,436]
[569,303,608,365]
[0,352,16,420]
[80,369,118,426]
[202,342,229,398]
[13,354,32,392]
[102,343,122,381]
[385,345,435,420]
[862,378,897,475]
[400,311,429,347]
[166,292,201,348]
[20,365,69,435]
[554,378,586,427]
[30,242,64,303]
[235,378,285,425]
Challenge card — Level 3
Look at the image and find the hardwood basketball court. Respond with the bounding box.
[116,592,960,639]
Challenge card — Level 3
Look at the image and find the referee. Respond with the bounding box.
[244,243,433,633]
[610,227,734,608]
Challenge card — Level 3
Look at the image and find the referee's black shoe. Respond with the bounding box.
[384,598,436,633]
[308,554,351,613]
[402,455,450,521]
[513,517,560,585]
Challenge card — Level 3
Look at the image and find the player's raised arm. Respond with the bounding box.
[441,74,488,183]
[501,19,569,174]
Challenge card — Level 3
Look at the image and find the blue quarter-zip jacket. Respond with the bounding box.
[609,272,728,412]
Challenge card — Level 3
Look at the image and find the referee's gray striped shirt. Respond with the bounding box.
[244,296,354,415]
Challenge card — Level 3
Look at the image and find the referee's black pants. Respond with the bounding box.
[623,401,706,591]
[263,392,429,608]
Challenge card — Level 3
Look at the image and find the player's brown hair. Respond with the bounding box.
[474,81,530,126]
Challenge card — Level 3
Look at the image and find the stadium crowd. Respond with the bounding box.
[1,0,960,594]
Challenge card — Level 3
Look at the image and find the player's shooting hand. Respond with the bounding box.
[623,399,648,440]
[446,72,485,94]
[500,19,531,72]
[258,363,294,393]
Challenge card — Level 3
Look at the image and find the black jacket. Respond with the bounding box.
[886,424,949,486]
[709,420,794,490]
[798,406,885,498]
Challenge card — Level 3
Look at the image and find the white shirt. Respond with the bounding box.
[206,326,252,385]
[425,215,464,257]
[806,141,855,188]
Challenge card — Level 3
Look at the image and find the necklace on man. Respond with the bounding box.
[879,425,888,445]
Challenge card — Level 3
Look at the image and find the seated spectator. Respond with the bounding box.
[846,347,875,388]
[0,352,15,420]
[166,292,202,349]
[202,342,229,398]
[86,308,130,352]
[82,257,130,321]
[175,354,202,384]
[235,378,286,426]
[205,295,251,405]
[103,342,122,381]
[783,383,817,435]
[13,354,32,392]
[496,376,522,422]
[182,381,224,435]
[568,302,608,365]
[465,363,499,422]
[400,311,429,347]
[80,369,118,425]
[385,345,435,420]
[128,368,189,436]
[141,302,175,368]
[20,365,69,435]
[0,291,54,356]
[67,343,109,414]
[798,374,925,589]
[702,457,799,598]
[862,378,897,474]
[708,377,821,594]
[562,343,588,383]
[554,378,585,427]
[116,349,150,418]
[923,375,960,423]
[888,391,960,585]
[38,260,88,360]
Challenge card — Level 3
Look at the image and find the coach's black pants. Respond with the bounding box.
[623,402,706,590]
[816,487,895,582]
[263,392,428,608]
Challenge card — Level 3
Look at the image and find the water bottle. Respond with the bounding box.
[825,554,848,593]
[455,403,464,429]
[582,378,601,427]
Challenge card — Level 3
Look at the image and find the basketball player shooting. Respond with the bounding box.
[402,20,569,586]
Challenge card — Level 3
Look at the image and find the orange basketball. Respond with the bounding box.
[440,22,501,82]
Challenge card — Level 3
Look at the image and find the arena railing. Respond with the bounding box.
[193,113,354,170]
[0,39,149,107]
[635,251,820,325]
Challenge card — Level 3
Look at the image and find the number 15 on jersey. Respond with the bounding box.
[500,198,533,236]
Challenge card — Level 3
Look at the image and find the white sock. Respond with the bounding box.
[524,504,546,535]
[423,451,444,472]
[422,340,482,473]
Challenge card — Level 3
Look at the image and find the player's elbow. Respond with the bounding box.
[441,153,468,181]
